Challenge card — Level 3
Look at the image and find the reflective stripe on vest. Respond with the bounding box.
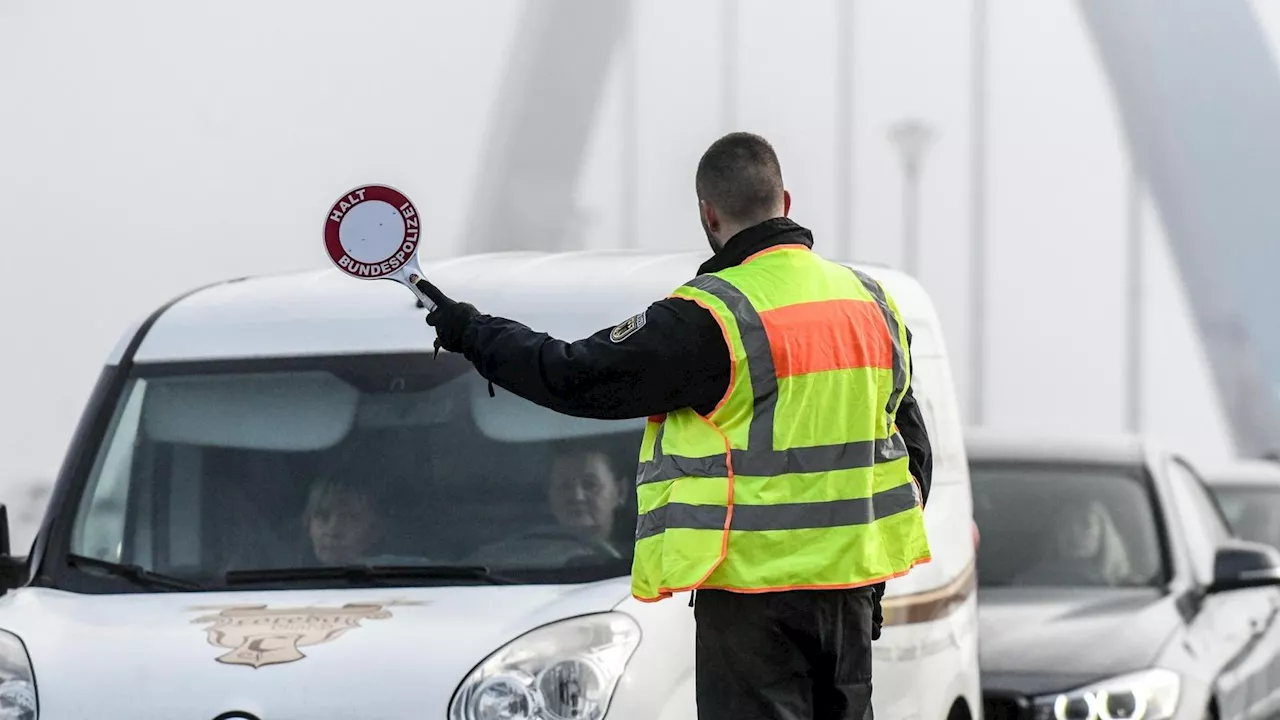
[635,484,921,540]
[853,268,910,431]
[630,247,931,602]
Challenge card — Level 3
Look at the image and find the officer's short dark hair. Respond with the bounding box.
[695,132,785,224]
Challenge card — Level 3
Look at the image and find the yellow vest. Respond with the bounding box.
[631,244,931,602]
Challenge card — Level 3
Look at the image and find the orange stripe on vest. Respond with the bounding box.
[760,298,893,378]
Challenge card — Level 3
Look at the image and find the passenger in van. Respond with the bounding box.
[420,131,933,720]
[302,476,388,566]
[1013,498,1133,587]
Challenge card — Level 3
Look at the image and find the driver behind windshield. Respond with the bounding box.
[466,446,629,567]
[547,448,626,551]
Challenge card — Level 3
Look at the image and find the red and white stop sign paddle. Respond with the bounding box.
[323,183,440,312]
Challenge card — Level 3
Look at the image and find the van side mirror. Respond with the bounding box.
[0,506,26,591]
[1209,540,1280,593]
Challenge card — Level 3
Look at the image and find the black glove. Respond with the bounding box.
[416,277,480,357]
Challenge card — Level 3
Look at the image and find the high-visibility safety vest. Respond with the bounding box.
[631,244,932,602]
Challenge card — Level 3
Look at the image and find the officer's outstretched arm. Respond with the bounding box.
[442,297,728,421]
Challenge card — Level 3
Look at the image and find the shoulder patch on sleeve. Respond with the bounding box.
[609,311,648,343]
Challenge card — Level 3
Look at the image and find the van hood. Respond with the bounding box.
[978,587,1176,696]
[0,579,632,719]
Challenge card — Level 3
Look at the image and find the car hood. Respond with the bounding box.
[978,587,1178,696]
[0,578,632,719]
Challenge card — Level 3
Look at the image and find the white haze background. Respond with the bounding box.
[5,0,1278,547]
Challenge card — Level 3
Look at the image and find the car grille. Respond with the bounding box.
[983,694,1031,720]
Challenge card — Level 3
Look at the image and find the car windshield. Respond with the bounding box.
[57,353,645,591]
[970,462,1165,589]
[1209,484,1280,551]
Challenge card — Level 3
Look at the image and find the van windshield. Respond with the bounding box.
[57,353,645,592]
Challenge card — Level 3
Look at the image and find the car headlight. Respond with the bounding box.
[0,630,36,720]
[1034,669,1180,720]
[448,612,642,720]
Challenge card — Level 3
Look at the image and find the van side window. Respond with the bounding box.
[70,379,148,563]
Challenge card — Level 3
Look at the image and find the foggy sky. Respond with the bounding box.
[1,0,1266,511]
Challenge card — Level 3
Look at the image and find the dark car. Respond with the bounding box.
[966,431,1280,720]
[1200,459,1280,553]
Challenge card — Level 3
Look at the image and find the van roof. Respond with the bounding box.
[113,250,942,365]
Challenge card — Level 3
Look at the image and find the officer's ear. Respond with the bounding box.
[782,190,792,217]
[700,199,720,233]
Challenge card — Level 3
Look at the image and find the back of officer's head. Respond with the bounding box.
[695,132,791,250]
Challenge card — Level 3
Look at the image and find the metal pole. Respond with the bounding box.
[887,119,935,279]
[836,0,855,259]
[1125,164,1143,432]
[903,162,921,277]
[722,0,738,130]
[969,0,989,426]
[621,3,639,249]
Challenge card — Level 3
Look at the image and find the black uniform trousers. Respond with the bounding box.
[693,587,876,720]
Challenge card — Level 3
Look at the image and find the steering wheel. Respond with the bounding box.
[502,526,623,559]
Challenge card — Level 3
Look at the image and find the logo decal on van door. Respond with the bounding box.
[190,600,423,668]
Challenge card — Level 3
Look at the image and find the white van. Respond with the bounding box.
[0,251,979,719]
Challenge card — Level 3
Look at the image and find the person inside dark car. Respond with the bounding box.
[1011,497,1134,587]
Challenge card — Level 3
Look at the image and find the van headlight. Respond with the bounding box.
[448,612,641,720]
[0,630,37,719]
[1034,669,1180,720]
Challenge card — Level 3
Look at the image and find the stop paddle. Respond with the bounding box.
[322,183,445,311]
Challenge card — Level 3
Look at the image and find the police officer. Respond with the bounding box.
[419,131,933,720]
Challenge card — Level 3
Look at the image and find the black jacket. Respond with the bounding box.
[453,218,934,632]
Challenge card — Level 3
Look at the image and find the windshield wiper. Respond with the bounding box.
[224,564,519,586]
[67,553,208,591]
